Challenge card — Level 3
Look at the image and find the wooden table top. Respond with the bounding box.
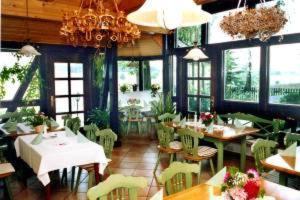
[262,147,300,176]
[165,122,259,141]
[164,179,300,200]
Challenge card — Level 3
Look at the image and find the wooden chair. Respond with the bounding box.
[158,113,176,123]
[74,127,117,192]
[153,123,182,175]
[87,174,147,200]
[0,163,15,200]
[124,105,143,135]
[251,139,277,174]
[178,128,217,182]
[284,133,300,147]
[158,162,199,196]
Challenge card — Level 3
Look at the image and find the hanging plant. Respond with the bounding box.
[220,0,287,42]
[93,52,105,90]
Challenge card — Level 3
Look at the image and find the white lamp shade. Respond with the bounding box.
[183,47,208,61]
[19,45,41,57]
[127,0,212,30]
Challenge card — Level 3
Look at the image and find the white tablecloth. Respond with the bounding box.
[14,131,108,186]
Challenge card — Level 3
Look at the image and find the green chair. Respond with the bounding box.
[74,128,117,192]
[123,105,143,135]
[178,128,217,182]
[158,113,176,123]
[153,123,182,175]
[158,162,199,196]
[251,139,277,174]
[87,174,147,200]
[284,133,300,147]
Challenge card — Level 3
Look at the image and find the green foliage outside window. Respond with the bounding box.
[176,26,201,47]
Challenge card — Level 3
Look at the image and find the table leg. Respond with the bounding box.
[45,183,51,200]
[216,141,224,171]
[93,163,100,184]
[240,136,247,172]
[279,172,288,186]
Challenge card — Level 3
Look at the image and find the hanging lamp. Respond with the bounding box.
[184,27,207,61]
[127,0,212,30]
[19,0,41,56]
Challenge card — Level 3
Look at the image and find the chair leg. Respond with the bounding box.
[107,166,112,175]
[169,154,174,164]
[71,166,76,190]
[61,168,67,185]
[137,122,141,135]
[73,168,82,193]
[127,121,131,135]
[209,159,215,175]
[153,152,161,175]
[4,177,13,200]
[198,161,202,184]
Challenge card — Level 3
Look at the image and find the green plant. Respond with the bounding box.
[93,53,105,90]
[87,107,109,130]
[120,84,129,93]
[27,114,48,127]
[151,92,176,120]
[151,84,160,97]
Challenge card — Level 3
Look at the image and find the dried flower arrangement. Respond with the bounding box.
[220,4,287,42]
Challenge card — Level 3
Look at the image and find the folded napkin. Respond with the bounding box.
[65,127,76,137]
[179,117,186,128]
[149,189,163,200]
[2,120,18,132]
[172,114,181,123]
[77,132,90,143]
[31,133,43,145]
[49,118,59,130]
[169,141,182,150]
[206,123,214,134]
[17,123,33,133]
[234,119,245,132]
[280,142,297,157]
[206,167,227,187]
[217,115,225,125]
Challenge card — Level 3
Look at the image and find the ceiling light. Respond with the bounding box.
[127,0,212,30]
[184,42,208,61]
[19,45,41,57]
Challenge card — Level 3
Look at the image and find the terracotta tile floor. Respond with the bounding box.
[5,136,257,200]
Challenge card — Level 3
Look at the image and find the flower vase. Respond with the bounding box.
[34,125,44,133]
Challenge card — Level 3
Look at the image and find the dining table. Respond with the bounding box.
[261,146,300,186]
[165,122,260,172]
[163,179,300,200]
[14,131,108,200]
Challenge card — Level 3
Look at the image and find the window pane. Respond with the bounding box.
[54,62,68,78]
[188,97,198,112]
[118,61,138,89]
[188,62,198,78]
[199,62,211,78]
[71,80,84,95]
[224,47,260,102]
[188,80,198,95]
[55,80,69,95]
[55,97,69,113]
[269,43,300,105]
[200,98,211,112]
[71,96,84,112]
[200,80,211,96]
[149,60,163,91]
[23,71,41,101]
[176,25,201,47]
[173,56,177,96]
[70,63,83,78]
[208,8,244,44]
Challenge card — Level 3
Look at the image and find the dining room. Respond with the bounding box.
[1,0,300,199]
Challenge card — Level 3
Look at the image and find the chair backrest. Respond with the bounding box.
[87,174,147,200]
[63,115,81,133]
[158,113,176,122]
[178,128,204,157]
[124,105,142,120]
[84,123,99,142]
[284,133,300,147]
[96,129,118,159]
[158,162,199,196]
[251,139,277,173]
[155,123,174,148]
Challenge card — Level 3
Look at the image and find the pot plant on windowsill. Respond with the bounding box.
[120,84,129,94]
[151,84,160,97]
[27,113,48,133]
[132,84,138,92]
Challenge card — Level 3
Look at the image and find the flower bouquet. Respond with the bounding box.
[151,84,160,97]
[221,167,265,200]
[200,112,214,127]
[127,98,140,105]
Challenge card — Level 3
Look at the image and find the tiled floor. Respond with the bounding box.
[7,136,258,200]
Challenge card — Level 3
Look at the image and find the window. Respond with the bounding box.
[223,47,260,102]
[118,60,138,91]
[54,62,85,127]
[208,8,244,44]
[187,61,212,113]
[172,56,177,96]
[143,60,163,91]
[269,43,300,105]
[176,25,201,47]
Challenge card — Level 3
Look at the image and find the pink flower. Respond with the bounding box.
[229,187,248,200]
[224,172,231,182]
[246,169,259,180]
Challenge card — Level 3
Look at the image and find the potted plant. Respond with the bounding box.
[87,107,109,130]
[120,84,129,94]
[132,84,138,92]
[200,112,214,127]
[151,84,160,97]
[27,113,48,133]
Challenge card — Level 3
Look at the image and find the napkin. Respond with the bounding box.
[31,133,43,145]
[17,123,33,133]
[206,167,227,187]
[234,119,245,132]
[179,117,186,127]
[77,132,90,143]
[149,189,163,200]
[280,142,297,157]
[206,123,214,134]
[2,120,18,132]
[172,114,181,123]
[49,118,59,130]
[65,127,76,137]
[217,115,225,125]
